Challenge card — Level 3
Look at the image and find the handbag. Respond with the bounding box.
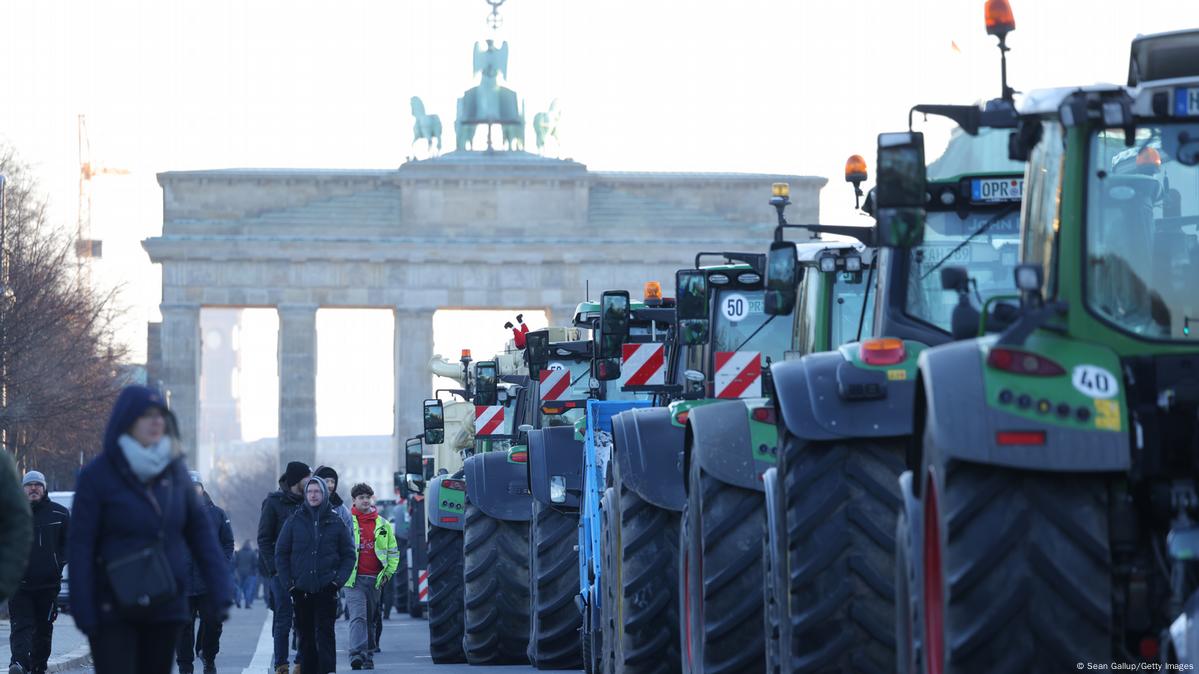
[102,478,178,616]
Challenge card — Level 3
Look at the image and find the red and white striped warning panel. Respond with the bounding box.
[714,351,762,399]
[621,343,666,386]
[539,368,573,402]
[418,569,429,602]
[474,405,506,436]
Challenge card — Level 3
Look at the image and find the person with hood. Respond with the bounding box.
[233,541,258,609]
[8,471,69,674]
[275,476,355,674]
[67,386,232,674]
[313,466,351,532]
[344,483,399,670]
[176,472,234,674]
[257,460,309,674]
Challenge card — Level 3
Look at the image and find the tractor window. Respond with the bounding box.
[905,207,1021,333]
[1085,123,1199,341]
[712,288,794,363]
[1022,121,1064,298]
[831,270,874,346]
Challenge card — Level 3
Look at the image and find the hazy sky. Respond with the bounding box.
[1,0,1195,439]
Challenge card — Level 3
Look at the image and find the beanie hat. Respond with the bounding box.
[21,471,46,487]
[313,466,338,487]
[281,461,311,489]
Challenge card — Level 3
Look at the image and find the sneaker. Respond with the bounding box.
[364,661,374,670]
[350,655,363,670]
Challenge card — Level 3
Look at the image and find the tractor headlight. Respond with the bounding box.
[844,255,862,272]
[550,476,567,503]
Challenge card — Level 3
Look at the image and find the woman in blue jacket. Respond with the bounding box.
[276,475,355,674]
[67,386,233,674]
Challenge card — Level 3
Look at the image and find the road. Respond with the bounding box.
[44,604,545,673]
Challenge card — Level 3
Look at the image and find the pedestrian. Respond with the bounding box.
[345,483,399,670]
[313,467,352,532]
[275,476,354,674]
[67,385,232,674]
[176,472,234,674]
[0,449,32,606]
[8,471,69,674]
[257,460,310,674]
[233,540,258,609]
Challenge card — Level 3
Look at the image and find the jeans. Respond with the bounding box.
[239,574,258,607]
[8,587,56,672]
[267,575,295,667]
[176,595,222,672]
[292,587,338,674]
[89,620,183,674]
[346,576,379,660]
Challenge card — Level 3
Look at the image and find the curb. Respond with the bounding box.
[47,644,91,673]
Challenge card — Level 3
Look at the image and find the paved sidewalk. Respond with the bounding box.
[0,616,92,672]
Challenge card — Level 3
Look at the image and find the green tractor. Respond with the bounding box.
[901,28,1199,672]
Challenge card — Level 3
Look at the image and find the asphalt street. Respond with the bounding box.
[47,604,546,673]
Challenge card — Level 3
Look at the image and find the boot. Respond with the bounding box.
[350,654,364,670]
[203,661,217,674]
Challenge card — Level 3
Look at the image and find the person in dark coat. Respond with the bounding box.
[233,541,258,609]
[0,450,32,606]
[257,461,309,673]
[8,470,69,674]
[67,386,232,674]
[276,476,355,674]
[176,472,234,674]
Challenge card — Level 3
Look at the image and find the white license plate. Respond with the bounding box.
[1176,87,1199,117]
[971,178,1023,203]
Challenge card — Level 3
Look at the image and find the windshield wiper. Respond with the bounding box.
[920,204,1020,281]
[730,314,778,353]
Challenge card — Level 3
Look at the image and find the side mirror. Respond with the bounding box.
[765,241,802,316]
[594,357,621,381]
[405,438,424,476]
[875,131,927,248]
[597,291,631,358]
[525,330,551,380]
[675,269,709,346]
[422,399,445,445]
[474,361,498,406]
[405,474,425,495]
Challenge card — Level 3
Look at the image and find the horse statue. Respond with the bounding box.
[410,96,442,155]
[455,39,524,151]
[533,99,562,153]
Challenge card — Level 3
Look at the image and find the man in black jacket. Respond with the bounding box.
[177,473,234,674]
[9,471,69,674]
[257,461,309,674]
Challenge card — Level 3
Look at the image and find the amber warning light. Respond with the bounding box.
[644,281,663,301]
[985,0,1015,37]
[844,155,868,184]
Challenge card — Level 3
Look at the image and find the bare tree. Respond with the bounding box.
[0,147,129,488]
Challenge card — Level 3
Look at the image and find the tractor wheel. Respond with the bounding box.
[784,436,904,671]
[923,457,1112,673]
[678,457,766,673]
[601,488,618,674]
[528,500,583,669]
[394,538,410,613]
[426,525,466,664]
[463,502,531,665]
[895,505,920,674]
[615,478,680,673]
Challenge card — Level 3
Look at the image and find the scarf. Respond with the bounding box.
[117,434,175,483]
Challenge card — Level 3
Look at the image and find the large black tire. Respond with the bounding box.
[601,488,618,674]
[614,476,680,673]
[528,500,584,670]
[427,525,466,664]
[463,502,531,665]
[785,436,903,671]
[924,458,1112,673]
[679,458,766,674]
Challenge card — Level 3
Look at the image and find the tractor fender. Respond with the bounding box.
[463,451,533,522]
[920,340,1130,472]
[528,426,583,509]
[611,407,685,512]
[425,475,465,531]
[686,400,766,493]
[773,351,918,441]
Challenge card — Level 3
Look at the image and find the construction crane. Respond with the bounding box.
[76,114,129,281]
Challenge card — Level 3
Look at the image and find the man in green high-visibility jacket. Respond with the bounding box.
[345,483,399,670]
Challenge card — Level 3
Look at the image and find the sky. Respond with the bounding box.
[1,0,1195,439]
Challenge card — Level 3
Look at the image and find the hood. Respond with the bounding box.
[102,386,176,454]
[302,476,331,518]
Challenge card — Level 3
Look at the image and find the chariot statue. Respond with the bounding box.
[410,96,442,155]
[455,39,525,151]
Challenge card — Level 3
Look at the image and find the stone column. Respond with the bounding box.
[278,304,318,470]
[394,308,434,454]
[160,303,201,466]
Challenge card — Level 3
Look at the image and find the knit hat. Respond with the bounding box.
[313,466,338,488]
[281,461,311,489]
[21,471,45,487]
